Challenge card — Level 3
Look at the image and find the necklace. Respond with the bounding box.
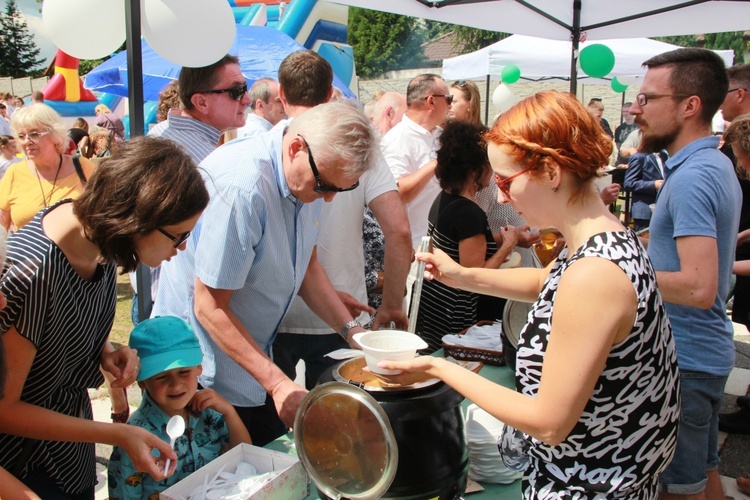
[34,155,63,208]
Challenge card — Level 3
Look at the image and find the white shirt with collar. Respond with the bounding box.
[380,114,442,249]
[237,112,273,139]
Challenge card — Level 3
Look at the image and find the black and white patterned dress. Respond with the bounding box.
[0,201,117,494]
[503,230,680,498]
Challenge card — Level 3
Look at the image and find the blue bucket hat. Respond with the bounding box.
[129,316,203,381]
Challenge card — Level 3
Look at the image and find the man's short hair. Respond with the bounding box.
[643,48,729,124]
[178,54,240,112]
[288,101,378,177]
[278,51,333,107]
[727,64,750,91]
[249,78,276,111]
[406,74,441,107]
[623,102,633,108]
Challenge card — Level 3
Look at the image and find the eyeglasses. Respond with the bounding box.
[425,94,454,104]
[456,80,467,87]
[635,93,691,106]
[196,82,248,101]
[157,227,191,248]
[298,135,359,193]
[17,130,49,142]
[728,88,746,94]
[494,167,534,199]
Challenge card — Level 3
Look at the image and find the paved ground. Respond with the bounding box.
[90,327,750,500]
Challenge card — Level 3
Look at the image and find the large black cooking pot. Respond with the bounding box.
[307,358,469,499]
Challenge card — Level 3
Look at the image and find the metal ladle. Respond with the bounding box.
[407,236,431,333]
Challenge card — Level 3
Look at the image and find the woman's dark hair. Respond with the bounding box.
[436,120,489,194]
[73,136,209,272]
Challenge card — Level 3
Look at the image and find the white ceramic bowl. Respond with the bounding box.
[352,330,429,375]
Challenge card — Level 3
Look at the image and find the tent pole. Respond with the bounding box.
[569,0,582,95]
[125,0,151,322]
[485,74,490,125]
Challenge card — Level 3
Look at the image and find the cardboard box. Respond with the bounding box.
[161,444,308,499]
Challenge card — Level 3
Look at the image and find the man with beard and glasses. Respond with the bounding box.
[630,48,740,500]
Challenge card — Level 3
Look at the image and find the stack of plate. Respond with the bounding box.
[465,404,522,484]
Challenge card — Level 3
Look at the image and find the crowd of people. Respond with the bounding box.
[0,46,749,500]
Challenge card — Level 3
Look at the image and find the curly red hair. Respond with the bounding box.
[485,91,612,197]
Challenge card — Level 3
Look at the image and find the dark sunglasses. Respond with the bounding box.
[298,135,359,193]
[196,82,248,101]
[426,94,454,104]
[157,227,191,248]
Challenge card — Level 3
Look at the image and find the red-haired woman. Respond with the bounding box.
[380,91,680,498]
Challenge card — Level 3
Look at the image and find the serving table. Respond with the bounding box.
[264,353,522,499]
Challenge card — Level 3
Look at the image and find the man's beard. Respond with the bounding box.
[637,120,679,154]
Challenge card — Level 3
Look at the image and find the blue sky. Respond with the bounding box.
[15,0,57,64]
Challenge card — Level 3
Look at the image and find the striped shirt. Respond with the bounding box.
[148,112,222,164]
[153,130,322,406]
[0,201,117,494]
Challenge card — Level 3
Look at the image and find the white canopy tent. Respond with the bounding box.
[329,0,750,91]
[442,35,735,84]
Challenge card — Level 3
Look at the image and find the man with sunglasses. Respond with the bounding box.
[273,52,411,390]
[631,48,740,500]
[381,73,451,251]
[153,101,378,446]
[149,54,251,164]
[139,55,252,324]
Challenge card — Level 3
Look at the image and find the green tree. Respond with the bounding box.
[0,0,45,77]
[655,32,745,64]
[450,25,509,53]
[348,7,426,78]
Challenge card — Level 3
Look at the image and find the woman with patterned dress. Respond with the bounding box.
[413,121,517,352]
[0,137,209,498]
[380,91,680,498]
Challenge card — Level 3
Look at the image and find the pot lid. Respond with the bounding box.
[294,382,398,500]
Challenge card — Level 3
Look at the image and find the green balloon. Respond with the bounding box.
[501,64,521,84]
[611,77,628,93]
[580,44,615,78]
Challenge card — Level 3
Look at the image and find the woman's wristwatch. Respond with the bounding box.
[340,320,362,341]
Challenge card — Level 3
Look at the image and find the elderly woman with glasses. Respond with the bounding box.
[0,136,209,498]
[0,104,96,232]
[381,91,680,498]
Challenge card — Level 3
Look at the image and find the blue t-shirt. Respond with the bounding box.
[648,135,741,375]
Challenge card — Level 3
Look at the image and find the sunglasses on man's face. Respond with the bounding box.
[298,135,359,194]
[196,82,248,101]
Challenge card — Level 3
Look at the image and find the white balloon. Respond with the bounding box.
[142,0,236,68]
[42,0,126,60]
[492,84,517,113]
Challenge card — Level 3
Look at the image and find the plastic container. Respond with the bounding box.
[352,330,428,375]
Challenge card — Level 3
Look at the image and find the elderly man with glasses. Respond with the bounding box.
[152,101,378,446]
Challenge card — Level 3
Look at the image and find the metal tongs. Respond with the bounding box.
[408,236,432,333]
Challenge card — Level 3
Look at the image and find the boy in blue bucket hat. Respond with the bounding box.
[108,316,251,500]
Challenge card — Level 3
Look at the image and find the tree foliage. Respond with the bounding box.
[655,32,746,64]
[448,24,509,53]
[348,7,426,78]
[0,0,45,77]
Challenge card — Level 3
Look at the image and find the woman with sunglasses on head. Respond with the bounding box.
[0,136,209,499]
[449,80,482,126]
[0,104,96,232]
[381,91,679,498]
[413,120,517,352]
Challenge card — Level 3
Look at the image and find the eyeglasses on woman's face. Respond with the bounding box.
[16,130,49,142]
[157,227,191,248]
[494,166,534,199]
